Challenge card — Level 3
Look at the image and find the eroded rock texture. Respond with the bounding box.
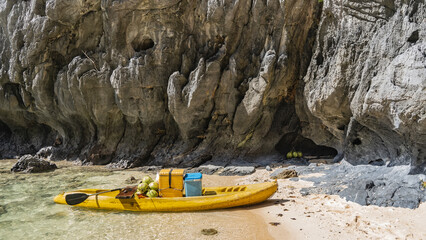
[0,0,424,172]
[301,0,426,173]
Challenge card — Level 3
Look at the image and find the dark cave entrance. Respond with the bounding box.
[0,120,12,142]
[275,132,337,158]
[0,120,12,158]
[131,38,155,52]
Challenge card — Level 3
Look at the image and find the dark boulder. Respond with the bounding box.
[11,155,57,173]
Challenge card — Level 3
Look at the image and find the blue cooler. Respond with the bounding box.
[184,173,202,197]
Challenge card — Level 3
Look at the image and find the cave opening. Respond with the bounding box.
[0,120,12,158]
[131,38,155,52]
[275,132,338,158]
[0,120,12,142]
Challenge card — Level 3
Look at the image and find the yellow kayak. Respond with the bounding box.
[53,181,278,212]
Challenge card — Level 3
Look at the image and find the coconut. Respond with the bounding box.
[137,182,149,193]
[146,189,158,198]
[286,152,292,159]
[292,152,298,158]
[297,152,303,158]
[142,176,153,184]
[149,181,159,191]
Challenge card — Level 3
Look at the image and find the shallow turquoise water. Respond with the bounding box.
[0,160,269,240]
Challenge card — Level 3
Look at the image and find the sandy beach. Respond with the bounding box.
[2,159,425,240]
[240,169,426,240]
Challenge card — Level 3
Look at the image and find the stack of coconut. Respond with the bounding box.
[136,176,159,198]
[286,150,303,159]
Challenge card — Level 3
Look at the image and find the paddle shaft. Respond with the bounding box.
[88,188,122,196]
[65,188,122,205]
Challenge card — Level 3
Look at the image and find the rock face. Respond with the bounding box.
[300,0,426,174]
[0,1,424,173]
[11,154,57,173]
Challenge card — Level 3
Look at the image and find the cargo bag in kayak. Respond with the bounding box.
[159,169,184,197]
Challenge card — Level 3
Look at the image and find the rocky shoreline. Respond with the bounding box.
[284,161,426,209]
[9,153,425,209]
[193,158,425,209]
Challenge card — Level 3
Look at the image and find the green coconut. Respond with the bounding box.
[297,152,303,158]
[142,176,153,184]
[137,182,148,193]
[149,182,159,191]
[146,189,158,198]
[286,152,293,159]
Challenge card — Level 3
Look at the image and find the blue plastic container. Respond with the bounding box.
[184,173,202,197]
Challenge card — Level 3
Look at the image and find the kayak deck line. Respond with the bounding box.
[54,181,278,212]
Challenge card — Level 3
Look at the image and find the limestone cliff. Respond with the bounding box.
[0,0,424,173]
[301,0,425,173]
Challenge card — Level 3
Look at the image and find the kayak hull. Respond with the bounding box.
[54,181,278,212]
